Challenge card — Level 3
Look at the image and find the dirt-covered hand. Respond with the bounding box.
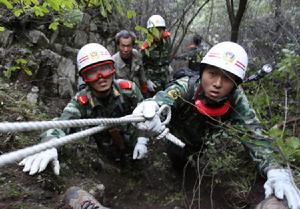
[18,147,60,175]
[264,169,300,209]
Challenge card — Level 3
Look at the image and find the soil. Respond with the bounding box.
[0,82,266,209]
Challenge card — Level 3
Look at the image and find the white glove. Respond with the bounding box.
[18,148,60,175]
[133,137,149,159]
[147,80,157,92]
[132,101,166,137]
[264,168,300,209]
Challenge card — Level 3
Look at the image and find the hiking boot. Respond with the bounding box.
[255,196,288,209]
[62,186,109,209]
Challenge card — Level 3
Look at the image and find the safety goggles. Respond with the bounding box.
[80,61,116,83]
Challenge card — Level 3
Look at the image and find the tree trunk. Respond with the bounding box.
[225,0,248,42]
[274,0,282,32]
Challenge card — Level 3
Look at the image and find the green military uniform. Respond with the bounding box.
[140,34,172,91]
[40,79,144,162]
[175,46,204,71]
[151,75,280,174]
[187,46,204,71]
[113,49,147,89]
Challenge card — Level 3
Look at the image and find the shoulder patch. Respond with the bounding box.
[119,80,133,90]
[167,89,180,100]
[77,95,89,105]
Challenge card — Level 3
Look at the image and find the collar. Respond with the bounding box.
[195,99,231,117]
[87,84,120,108]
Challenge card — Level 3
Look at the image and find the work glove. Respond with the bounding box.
[132,101,167,138]
[147,80,157,92]
[133,137,149,160]
[264,168,300,209]
[19,147,60,175]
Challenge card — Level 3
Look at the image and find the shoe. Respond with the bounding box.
[62,186,109,209]
[255,196,288,209]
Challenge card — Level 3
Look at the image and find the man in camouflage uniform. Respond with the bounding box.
[175,34,204,71]
[140,15,173,95]
[112,30,149,96]
[19,43,148,178]
[133,42,300,209]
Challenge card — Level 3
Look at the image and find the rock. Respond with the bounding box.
[73,30,88,48]
[0,29,14,48]
[28,30,49,47]
[26,86,39,104]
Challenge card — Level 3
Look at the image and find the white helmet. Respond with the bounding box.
[77,43,114,74]
[147,15,166,29]
[201,41,248,80]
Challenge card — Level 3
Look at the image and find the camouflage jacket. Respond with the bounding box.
[151,76,281,175]
[40,79,144,146]
[187,47,204,71]
[113,49,147,89]
[140,34,172,87]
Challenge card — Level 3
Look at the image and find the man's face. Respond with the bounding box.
[118,37,133,59]
[201,65,236,102]
[81,62,114,92]
[89,75,113,93]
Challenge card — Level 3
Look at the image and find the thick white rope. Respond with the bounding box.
[0,105,184,167]
[0,105,172,133]
[0,125,108,167]
[0,116,145,133]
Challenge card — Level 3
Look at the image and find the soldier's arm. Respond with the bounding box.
[230,87,282,175]
[150,76,190,106]
[40,97,84,142]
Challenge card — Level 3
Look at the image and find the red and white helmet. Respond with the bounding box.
[77,43,114,75]
[201,41,248,81]
[147,15,166,29]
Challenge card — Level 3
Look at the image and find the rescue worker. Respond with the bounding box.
[18,43,149,176]
[132,41,300,209]
[140,14,173,95]
[112,30,149,96]
[174,34,204,71]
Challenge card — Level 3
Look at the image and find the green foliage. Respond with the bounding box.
[276,47,300,80]
[135,25,162,57]
[268,127,300,165]
[0,0,125,31]
[244,44,300,171]
[3,58,32,79]
[0,0,13,9]
[85,0,124,17]
[127,10,136,19]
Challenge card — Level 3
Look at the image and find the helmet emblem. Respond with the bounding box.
[223,51,235,63]
[90,51,99,59]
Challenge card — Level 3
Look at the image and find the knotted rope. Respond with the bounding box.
[0,105,185,167]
